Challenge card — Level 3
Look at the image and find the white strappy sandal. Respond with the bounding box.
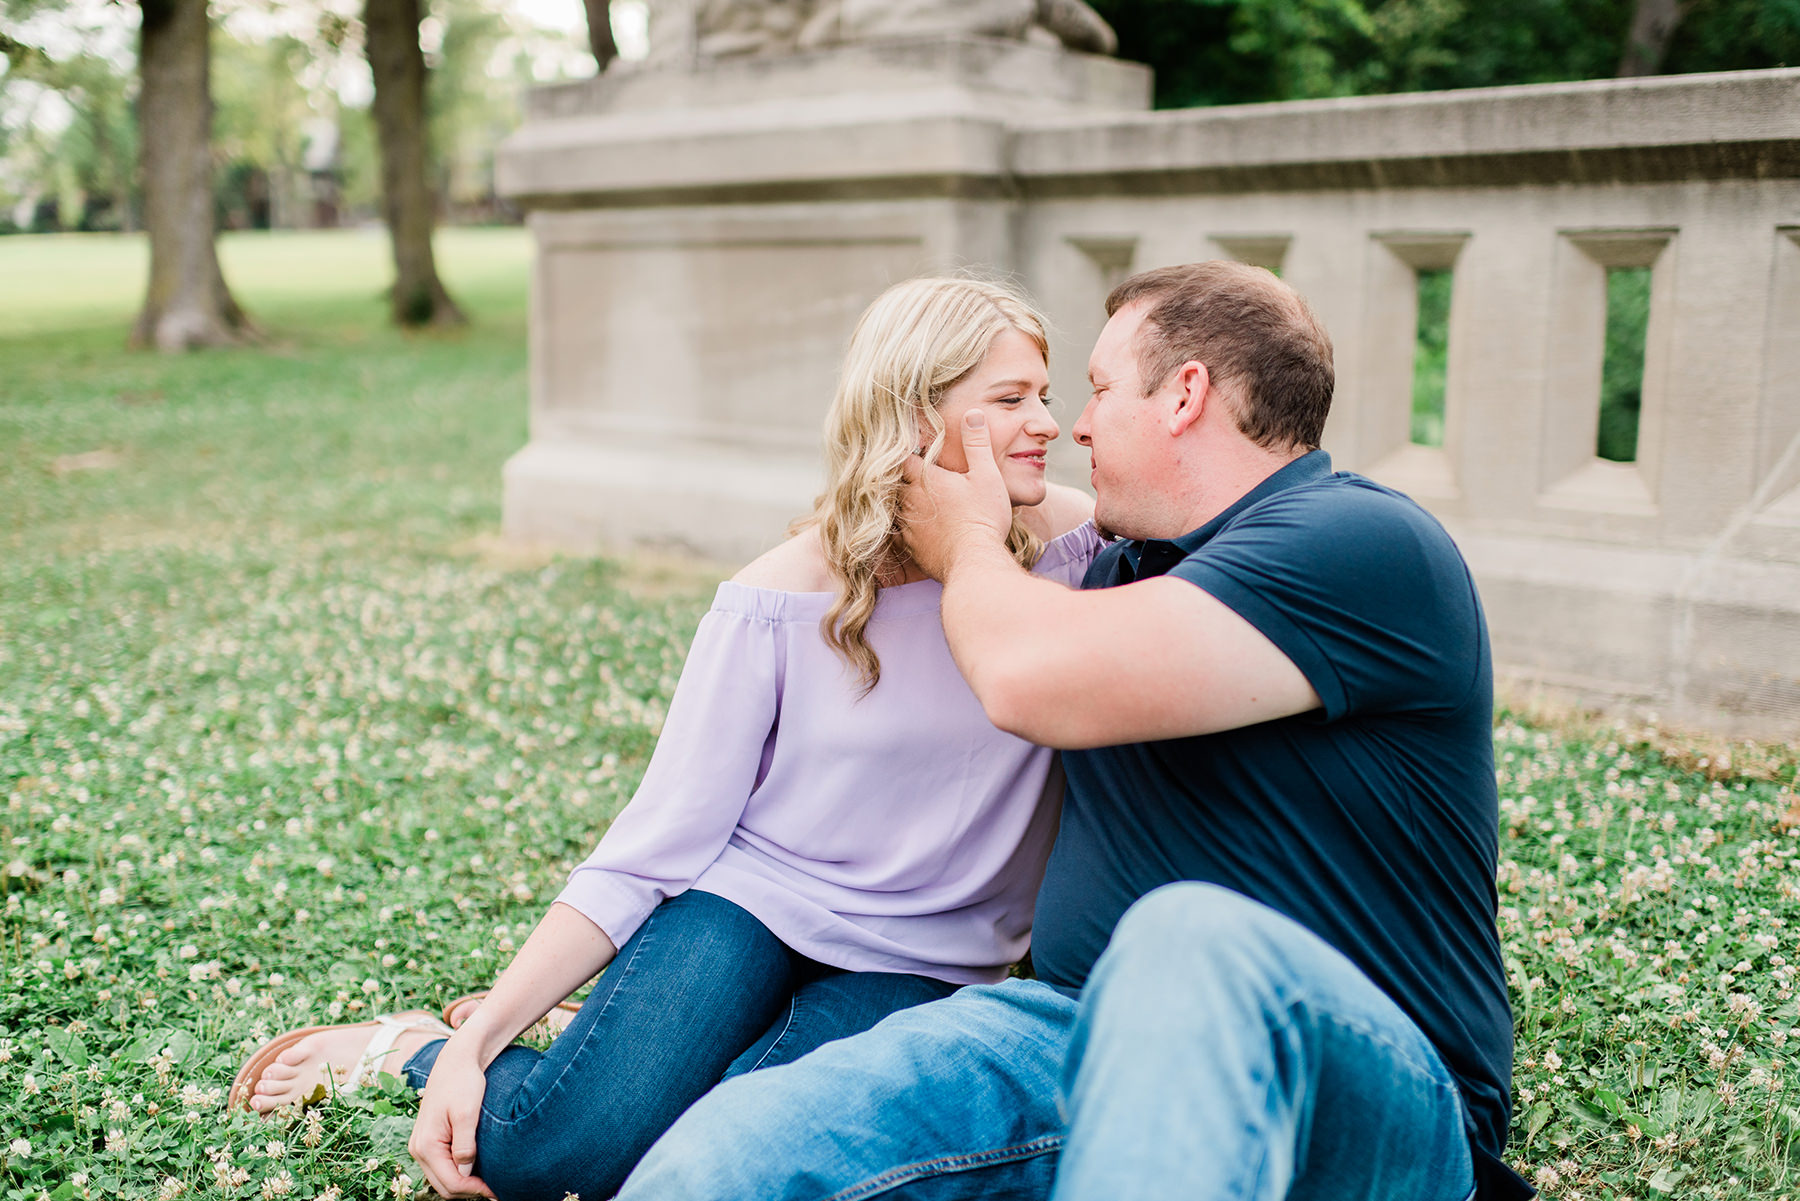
[230,1009,454,1111]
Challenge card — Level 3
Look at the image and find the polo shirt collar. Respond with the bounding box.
[1115,450,1333,582]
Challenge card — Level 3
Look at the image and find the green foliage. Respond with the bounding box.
[1598,267,1651,464]
[1665,0,1800,74]
[1089,0,1800,108]
[0,0,593,234]
[426,0,519,212]
[1410,268,1451,448]
[211,32,315,230]
[3,231,1799,1198]
[0,43,136,231]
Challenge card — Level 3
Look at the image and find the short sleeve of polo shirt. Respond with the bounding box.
[1167,480,1485,723]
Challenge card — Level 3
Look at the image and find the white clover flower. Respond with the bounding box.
[8,1138,29,1158]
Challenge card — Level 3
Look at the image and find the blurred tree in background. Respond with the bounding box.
[133,0,253,348]
[0,0,605,237]
[365,0,465,326]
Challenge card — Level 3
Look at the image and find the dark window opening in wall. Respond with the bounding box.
[1598,266,1652,463]
[1410,269,1452,447]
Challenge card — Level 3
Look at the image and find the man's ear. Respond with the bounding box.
[1168,360,1210,437]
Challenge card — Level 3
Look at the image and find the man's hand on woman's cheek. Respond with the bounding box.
[900,411,1014,580]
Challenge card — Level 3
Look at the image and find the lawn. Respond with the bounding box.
[2,230,1798,1201]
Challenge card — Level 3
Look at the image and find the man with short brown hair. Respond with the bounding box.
[1105,261,1335,452]
[617,262,1531,1201]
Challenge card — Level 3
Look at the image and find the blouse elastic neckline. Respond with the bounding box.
[711,522,1099,623]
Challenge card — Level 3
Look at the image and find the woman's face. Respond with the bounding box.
[931,328,1060,508]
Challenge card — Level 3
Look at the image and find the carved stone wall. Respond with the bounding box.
[496,48,1800,738]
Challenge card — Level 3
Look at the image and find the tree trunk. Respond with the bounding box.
[132,0,251,350]
[584,0,617,71]
[1618,0,1685,77]
[363,0,465,327]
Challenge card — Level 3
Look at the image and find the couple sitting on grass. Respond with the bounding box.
[232,263,1534,1201]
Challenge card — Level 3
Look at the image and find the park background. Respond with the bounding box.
[3,1,1800,1198]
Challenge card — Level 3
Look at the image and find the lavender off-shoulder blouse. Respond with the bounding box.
[555,522,1105,985]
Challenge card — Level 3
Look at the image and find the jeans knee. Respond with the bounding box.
[1101,883,1299,994]
[1112,882,1269,953]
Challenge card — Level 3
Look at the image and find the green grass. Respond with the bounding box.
[1,229,712,1200]
[1,232,1798,1201]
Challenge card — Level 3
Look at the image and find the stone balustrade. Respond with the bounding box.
[496,41,1800,737]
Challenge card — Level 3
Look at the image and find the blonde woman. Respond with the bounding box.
[231,277,1101,1201]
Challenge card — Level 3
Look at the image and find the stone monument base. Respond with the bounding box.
[497,36,1149,563]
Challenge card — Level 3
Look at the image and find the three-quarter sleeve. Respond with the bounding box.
[554,603,782,948]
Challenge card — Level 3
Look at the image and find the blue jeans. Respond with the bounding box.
[402,889,959,1201]
[619,883,1478,1201]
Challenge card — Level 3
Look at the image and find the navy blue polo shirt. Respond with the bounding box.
[1033,451,1525,1195]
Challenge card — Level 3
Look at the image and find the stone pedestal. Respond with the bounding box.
[496,37,1150,564]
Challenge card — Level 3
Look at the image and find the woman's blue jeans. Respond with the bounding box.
[618,883,1479,1201]
[401,888,959,1201]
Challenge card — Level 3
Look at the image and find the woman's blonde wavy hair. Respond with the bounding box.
[808,275,1050,694]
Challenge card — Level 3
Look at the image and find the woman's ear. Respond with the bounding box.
[915,412,941,457]
[1168,360,1210,437]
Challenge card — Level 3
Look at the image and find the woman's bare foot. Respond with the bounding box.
[247,1011,445,1112]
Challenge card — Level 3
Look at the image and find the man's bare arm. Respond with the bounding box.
[902,412,1319,749]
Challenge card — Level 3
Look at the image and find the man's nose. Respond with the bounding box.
[1073,397,1097,446]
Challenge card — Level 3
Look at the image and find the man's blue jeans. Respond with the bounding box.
[620,883,1478,1201]
[400,889,958,1201]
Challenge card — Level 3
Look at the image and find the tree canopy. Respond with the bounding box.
[1088,0,1800,108]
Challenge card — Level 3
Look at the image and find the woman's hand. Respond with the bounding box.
[409,1039,496,1199]
[404,903,617,1199]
